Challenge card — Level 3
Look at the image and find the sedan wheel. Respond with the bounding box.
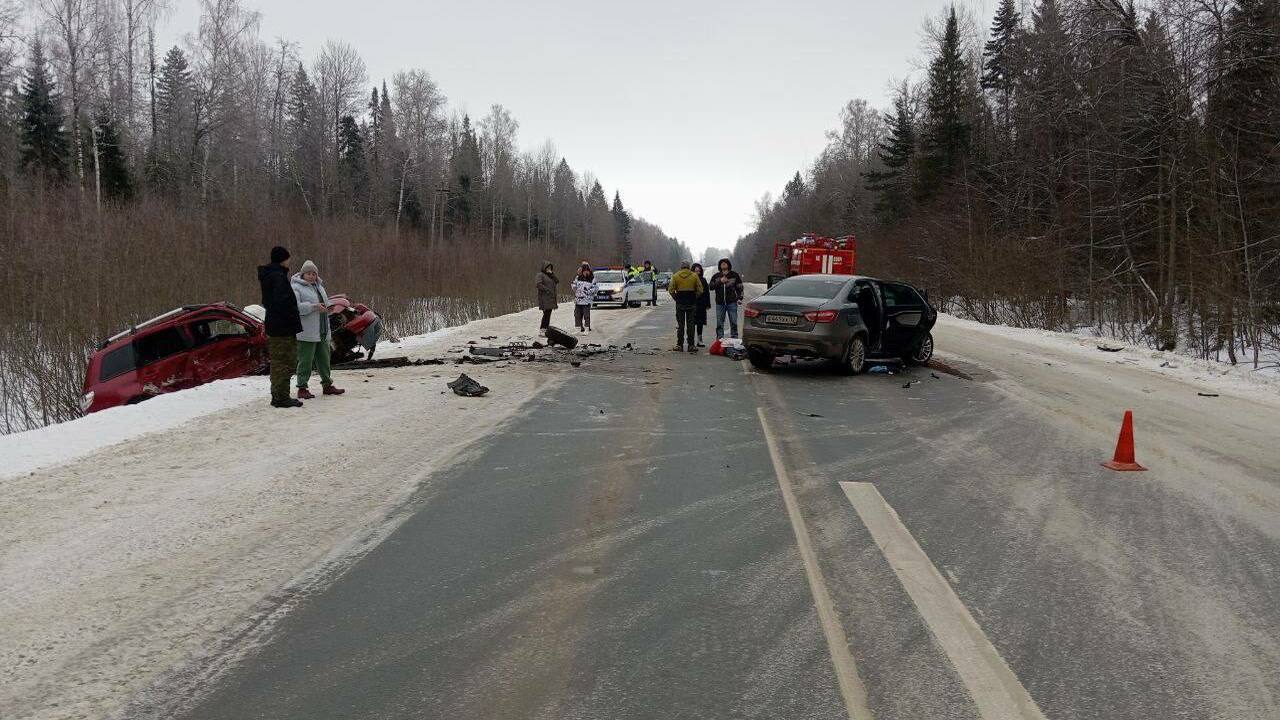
[843,335,868,375]
[906,332,934,365]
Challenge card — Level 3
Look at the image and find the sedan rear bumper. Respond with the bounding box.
[743,323,850,359]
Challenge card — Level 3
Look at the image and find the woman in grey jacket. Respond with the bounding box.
[291,260,345,399]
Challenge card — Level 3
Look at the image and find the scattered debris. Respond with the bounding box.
[930,372,941,380]
[1096,344,1124,352]
[447,373,489,397]
[469,346,507,358]
[1197,392,1219,398]
[481,335,497,340]
[1160,361,1179,369]
[869,365,893,375]
[545,326,578,349]
[796,411,823,418]
[902,380,919,389]
[335,356,445,370]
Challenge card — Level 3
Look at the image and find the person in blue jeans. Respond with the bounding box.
[709,257,744,339]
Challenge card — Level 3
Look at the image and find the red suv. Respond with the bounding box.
[82,303,269,414]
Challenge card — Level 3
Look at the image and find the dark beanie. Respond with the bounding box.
[270,246,290,264]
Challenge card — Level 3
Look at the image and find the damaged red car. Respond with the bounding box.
[81,303,270,413]
[82,296,386,414]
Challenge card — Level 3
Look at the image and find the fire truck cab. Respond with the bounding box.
[768,233,857,287]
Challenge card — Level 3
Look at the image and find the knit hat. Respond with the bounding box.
[679,260,690,269]
[299,260,320,277]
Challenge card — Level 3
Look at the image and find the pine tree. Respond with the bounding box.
[783,172,805,201]
[920,6,977,193]
[864,89,916,221]
[981,0,1021,133]
[18,39,68,181]
[612,191,632,264]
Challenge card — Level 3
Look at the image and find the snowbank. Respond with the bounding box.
[0,301,651,720]
[0,307,526,482]
[937,313,1280,403]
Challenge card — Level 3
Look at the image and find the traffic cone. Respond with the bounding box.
[1102,410,1147,472]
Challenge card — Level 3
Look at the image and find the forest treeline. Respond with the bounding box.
[0,0,687,431]
[735,0,1279,367]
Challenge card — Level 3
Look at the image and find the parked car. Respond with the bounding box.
[656,271,673,289]
[591,268,651,308]
[741,274,936,373]
[82,303,268,413]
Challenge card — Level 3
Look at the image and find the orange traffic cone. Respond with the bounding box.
[1102,410,1147,471]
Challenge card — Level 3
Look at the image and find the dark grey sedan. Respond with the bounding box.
[742,274,937,373]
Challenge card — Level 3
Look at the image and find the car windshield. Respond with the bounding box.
[595,271,624,283]
[770,276,848,299]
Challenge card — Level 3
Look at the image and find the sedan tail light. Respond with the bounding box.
[803,310,839,323]
[743,305,761,318]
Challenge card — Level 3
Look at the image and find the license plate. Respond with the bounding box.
[765,314,798,325]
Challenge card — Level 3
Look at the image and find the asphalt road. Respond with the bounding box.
[148,293,1279,720]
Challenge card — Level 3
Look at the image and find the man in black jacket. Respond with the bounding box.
[709,258,744,339]
[258,246,304,408]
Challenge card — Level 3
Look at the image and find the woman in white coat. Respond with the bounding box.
[291,260,345,399]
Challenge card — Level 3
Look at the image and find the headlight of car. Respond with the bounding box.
[80,391,95,412]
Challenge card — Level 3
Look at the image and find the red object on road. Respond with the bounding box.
[1103,410,1147,471]
[768,233,857,286]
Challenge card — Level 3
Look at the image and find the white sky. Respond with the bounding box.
[162,0,983,254]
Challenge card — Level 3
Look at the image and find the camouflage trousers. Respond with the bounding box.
[268,336,297,402]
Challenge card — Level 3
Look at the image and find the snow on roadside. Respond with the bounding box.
[937,313,1280,404]
[0,300,651,720]
[0,304,541,482]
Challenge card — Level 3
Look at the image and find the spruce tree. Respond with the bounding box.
[149,47,194,188]
[611,191,632,264]
[921,6,977,193]
[864,90,916,222]
[981,0,1021,132]
[89,113,132,200]
[447,115,483,233]
[337,114,367,212]
[18,39,68,181]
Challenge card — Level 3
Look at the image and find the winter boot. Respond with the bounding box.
[322,384,345,396]
[297,388,316,400]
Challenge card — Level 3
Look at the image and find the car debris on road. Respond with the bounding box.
[447,373,490,397]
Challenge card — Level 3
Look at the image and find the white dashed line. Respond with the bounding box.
[840,482,1047,720]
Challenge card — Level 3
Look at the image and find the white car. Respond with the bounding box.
[591,270,653,308]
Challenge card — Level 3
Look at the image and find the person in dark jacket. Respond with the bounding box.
[667,261,704,352]
[536,261,559,336]
[691,263,711,347]
[258,246,304,408]
[709,257,744,340]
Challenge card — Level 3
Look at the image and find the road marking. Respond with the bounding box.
[756,409,873,720]
[839,482,1048,720]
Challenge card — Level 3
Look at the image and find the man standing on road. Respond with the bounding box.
[641,260,658,306]
[258,246,304,408]
[710,257,744,339]
[667,260,704,353]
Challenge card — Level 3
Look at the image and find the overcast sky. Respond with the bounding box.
[163,0,985,255]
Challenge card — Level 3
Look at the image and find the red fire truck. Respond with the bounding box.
[767,233,857,287]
